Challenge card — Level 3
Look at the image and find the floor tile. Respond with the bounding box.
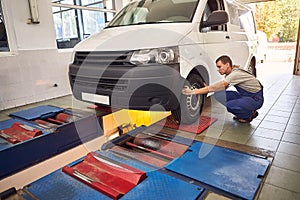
[246,136,280,151]
[220,129,252,144]
[276,95,298,103]
[252,127,283,140]
[0,113,10,121]
[288,117,300,126]
[273,152,300,172]
[271,105,294,112]
[200,127,224,139]
[225,122,257,134]
[254,110,267,120]
[204,113,229,122]
[258,183,300,200]
[293,102,300,107]
[285,124,300,134]
[258,121,287,132]
[264,115,289,124]
[250,118,262,127]
[259,104,273,113]
[292,106,300,113]
[267,110,291,118]
[204,192,231,200]
[265,166,300,193]
[282,132,300,145]
[273,102,296,109]
[290,112,300,119]
[205,119,231,131]
[277,142,300,156]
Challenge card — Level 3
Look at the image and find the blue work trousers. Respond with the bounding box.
[214,86,264,119]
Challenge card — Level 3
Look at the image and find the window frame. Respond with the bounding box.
[52,0,115,49]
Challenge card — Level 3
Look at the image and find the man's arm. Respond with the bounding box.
[182,80,229,95]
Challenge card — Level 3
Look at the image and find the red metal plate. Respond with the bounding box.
[0,122,42,143]
[111,146,168,167]
[62,152,146,199]
[157,116,217,134]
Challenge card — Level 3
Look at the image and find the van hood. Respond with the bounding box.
[74,23,194,51]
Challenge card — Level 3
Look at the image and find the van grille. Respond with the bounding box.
[71,51,135,92]
[70,75,128,91]
[74,51,134,66]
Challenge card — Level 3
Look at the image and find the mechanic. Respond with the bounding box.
[182,55,264,123]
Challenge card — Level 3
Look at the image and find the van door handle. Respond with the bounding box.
[225,36,230,39]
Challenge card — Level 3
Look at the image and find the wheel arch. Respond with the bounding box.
[251,56,256,67]
[250,56,257,77]
[187,65,210,85]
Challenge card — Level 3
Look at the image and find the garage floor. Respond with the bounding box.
[0,61,299,199]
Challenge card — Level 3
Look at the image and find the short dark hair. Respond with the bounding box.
[216,55,232,67]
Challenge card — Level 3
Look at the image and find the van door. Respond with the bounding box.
[200,0,231,83]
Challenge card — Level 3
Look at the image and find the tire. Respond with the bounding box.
[171,73,205,124]
[247,60,256,77]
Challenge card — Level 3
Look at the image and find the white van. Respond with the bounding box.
[69,0,258,124]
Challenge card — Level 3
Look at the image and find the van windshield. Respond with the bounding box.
[107,0,199,28]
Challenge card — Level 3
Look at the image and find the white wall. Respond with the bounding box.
[3,0,57,50]
[0,0,73,110]
[0,0,128,110]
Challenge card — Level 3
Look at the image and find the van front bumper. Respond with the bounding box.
[69,63,185,110]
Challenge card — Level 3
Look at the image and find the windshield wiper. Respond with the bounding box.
[105,21,172,29]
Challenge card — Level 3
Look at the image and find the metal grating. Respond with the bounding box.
[74,51,134,66]
[70,75,128,91]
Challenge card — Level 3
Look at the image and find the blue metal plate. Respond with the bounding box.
[25,151,203,200]
[122,170,203,200]
[9,105,64,120]
[165,142,270,200]
[25,170,111,200]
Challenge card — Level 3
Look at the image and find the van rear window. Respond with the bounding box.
[107,0,199,28]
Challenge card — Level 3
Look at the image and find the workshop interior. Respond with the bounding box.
[0,0,300,199]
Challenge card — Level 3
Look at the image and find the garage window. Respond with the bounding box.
[52,0,115,49]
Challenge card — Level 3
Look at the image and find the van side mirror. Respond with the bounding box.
[201,10,229,28]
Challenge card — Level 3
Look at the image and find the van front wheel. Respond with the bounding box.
[171,74,205,124]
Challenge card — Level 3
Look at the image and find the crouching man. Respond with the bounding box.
[182,55,263,123]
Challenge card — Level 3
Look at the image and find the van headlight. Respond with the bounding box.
[130,46,179,65]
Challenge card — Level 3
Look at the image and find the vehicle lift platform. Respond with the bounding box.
[0,105,102,180]
[0,106,270,200]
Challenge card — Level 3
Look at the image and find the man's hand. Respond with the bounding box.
[182,86,195,95]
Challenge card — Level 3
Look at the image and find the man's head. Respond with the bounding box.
[216,55,232,75]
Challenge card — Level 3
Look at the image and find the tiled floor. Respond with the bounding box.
[0,61,300,199]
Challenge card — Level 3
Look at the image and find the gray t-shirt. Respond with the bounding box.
[224,68,262,93]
